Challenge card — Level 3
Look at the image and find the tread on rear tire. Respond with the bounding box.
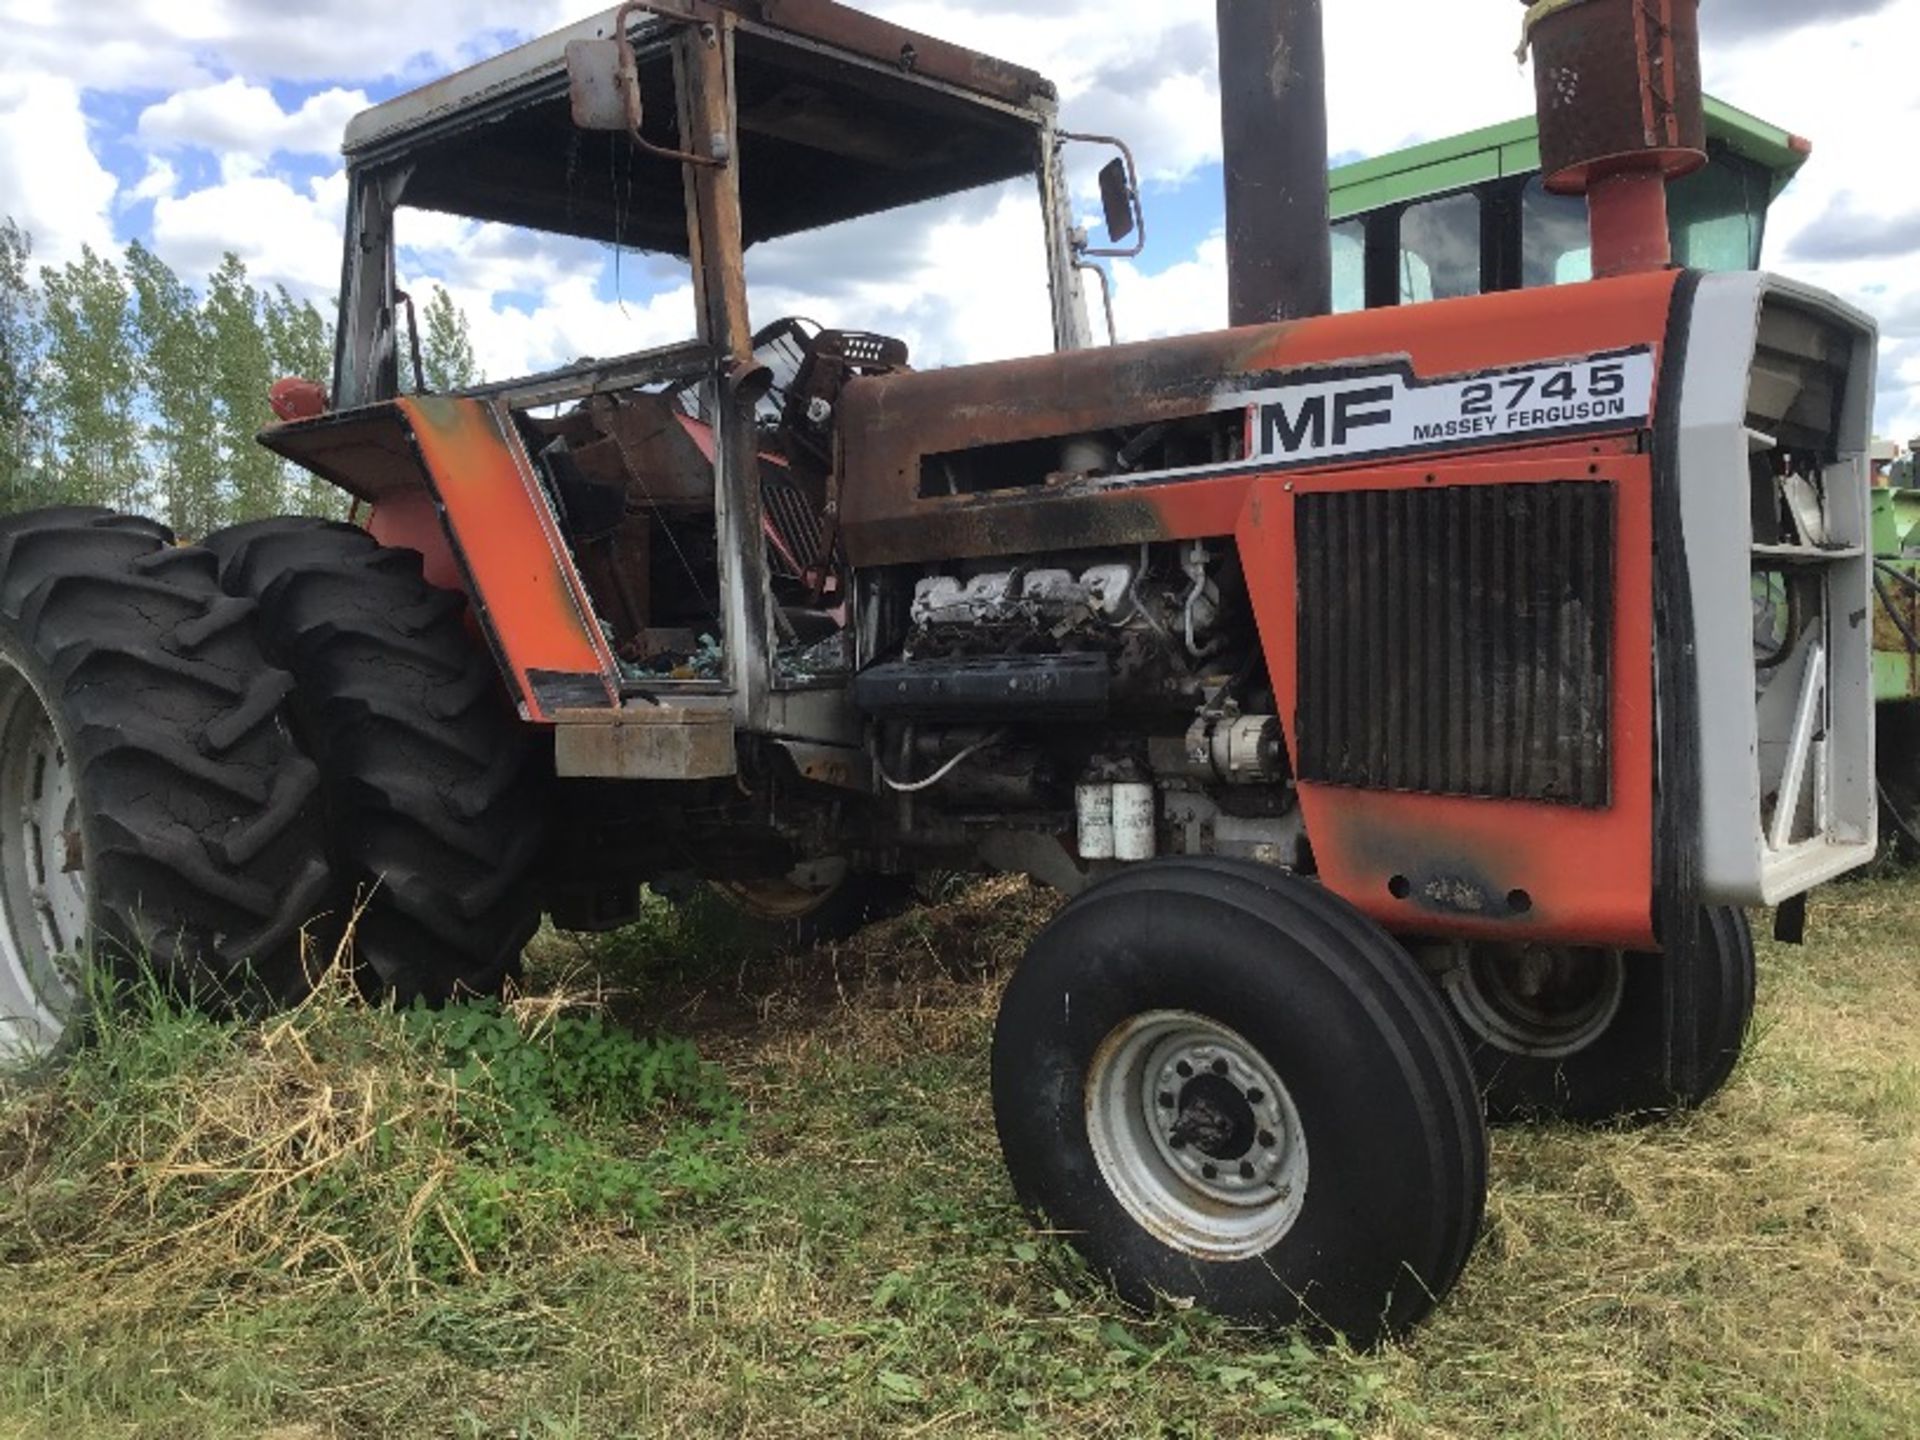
[204,517,547,1003]
[0,507,332,1056]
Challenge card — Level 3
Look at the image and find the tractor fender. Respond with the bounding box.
[260,395,622,721]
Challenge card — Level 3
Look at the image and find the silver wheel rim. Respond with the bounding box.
[0,657,86,1062]
[716,856,851,921]
[1085,1010,1309,1260]
[1446,943,1625,1059]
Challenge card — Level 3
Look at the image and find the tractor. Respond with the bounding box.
[0,0,1879,1343]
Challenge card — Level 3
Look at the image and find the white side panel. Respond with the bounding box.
[1680,272,1879,905]
[1678,273,1766,902]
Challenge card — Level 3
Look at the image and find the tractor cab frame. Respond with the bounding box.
[267,0,1107,758]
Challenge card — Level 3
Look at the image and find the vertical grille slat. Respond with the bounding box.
[1293,480,1615,809]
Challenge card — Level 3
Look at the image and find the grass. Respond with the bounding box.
[0,873,1915,1437]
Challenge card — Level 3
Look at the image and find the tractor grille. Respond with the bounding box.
[1293,481,1615,808]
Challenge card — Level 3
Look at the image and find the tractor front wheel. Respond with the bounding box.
[991,857,1486,1344]
[203,518,548,1003]
[0,508,332,1059]
[1441,906,1756,1122]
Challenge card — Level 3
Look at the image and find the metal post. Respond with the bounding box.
[1216,0,1332,326]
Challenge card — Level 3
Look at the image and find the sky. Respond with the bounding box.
[2,0,1917,441]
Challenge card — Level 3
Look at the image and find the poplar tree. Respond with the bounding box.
[0,224,478,526]
[420,284,478,391]
[127,241,222,538]
[204,254,283,520]
[0,219,43,511]
[39,246,144,513]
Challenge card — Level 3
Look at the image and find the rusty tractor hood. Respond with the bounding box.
[834,268,1687,566]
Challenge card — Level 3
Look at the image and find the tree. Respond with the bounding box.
[419,284,478,392]
[0,219,46,511]
[203,253,283,521]
[39,246,145,513]
[127,241,222,538]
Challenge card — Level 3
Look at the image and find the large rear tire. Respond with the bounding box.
[0,508,332,1058]
[991,858,1486,1344]
[203,518,546,1003]
[1440,905,1756,1122]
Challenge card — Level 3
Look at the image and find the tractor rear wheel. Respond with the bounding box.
[0,508,332,1059]
[203,518,547,1003]
[1441,906,1756,1122]
[991,858,1486,1344]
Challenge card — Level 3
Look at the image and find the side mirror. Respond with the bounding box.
[566,37,639,132]
[1060,132,1145,259]
[563,5,728,169]
[1098,157,1135,246]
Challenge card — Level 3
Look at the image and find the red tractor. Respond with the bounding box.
[0,0,1878,1342]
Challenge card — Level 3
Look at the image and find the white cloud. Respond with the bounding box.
[866,0,1536,197]
[138,78,369,161]
[0,0,584,92]
[393,212,696,380]
[149,169,348,299]
[0,75,117,268]
[1111,233,1227,343]
[742,181,1056,368]
[126,156,179,205]
[1697,3,1920,438]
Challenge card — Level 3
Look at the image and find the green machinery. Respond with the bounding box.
[1326,96,1920,848]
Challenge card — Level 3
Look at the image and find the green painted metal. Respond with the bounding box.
[1877,487,1920,551]
[1875,650,1920,704]
[1330,94,1810,221]
[1878,513,1920,702]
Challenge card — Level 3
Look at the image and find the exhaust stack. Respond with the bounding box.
[1217,0,1332,326]
[1523,0,1706,278]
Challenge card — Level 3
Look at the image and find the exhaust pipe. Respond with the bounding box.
[1522,0,1706,278]
[1216,0,1332,326]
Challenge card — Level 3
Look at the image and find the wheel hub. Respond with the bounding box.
[1446,942,1626,1058]
[1086,1010,1309,1260]
[0,657,87,1061]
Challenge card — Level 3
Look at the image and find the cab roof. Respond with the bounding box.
[1329,94,1812,223]
[343,0,1058,254]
